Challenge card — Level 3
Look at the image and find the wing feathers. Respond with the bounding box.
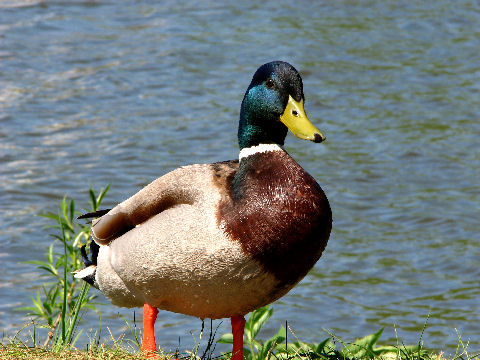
[77,209,111,219]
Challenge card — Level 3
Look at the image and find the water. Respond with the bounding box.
[1,0,479,354]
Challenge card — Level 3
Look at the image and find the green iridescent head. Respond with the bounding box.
[238,61,325,150]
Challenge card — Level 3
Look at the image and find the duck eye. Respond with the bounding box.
[265,78,275,89]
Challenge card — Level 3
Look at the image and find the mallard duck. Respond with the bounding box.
[76,61,332,359]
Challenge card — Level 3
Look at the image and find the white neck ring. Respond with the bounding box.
[238,144,283,161]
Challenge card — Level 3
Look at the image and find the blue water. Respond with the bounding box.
[1,0,479,355]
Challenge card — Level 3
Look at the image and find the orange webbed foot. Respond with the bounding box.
[231,315,246,360]
[141,303,159,357]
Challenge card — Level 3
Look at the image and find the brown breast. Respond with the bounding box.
[216,150,332,289]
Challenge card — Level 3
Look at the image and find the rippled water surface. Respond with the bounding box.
[1,0,479,354]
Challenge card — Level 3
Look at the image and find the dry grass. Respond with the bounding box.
[0,343,146,360]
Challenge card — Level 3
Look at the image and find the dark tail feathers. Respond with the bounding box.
[76,209,108,288]
[80,241,99,267]
[75,241,100,288]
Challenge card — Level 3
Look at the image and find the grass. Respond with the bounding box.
[0,342,147,360]
[2,305,479,360]
[0,329,474,360]
[18,187,109,349]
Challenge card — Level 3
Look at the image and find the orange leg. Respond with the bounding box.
[230,315,246,360]
[141,303,159,358]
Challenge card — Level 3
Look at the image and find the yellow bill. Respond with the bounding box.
[280,95,326,143]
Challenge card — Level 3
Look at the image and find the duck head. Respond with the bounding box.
[238,61,325,150]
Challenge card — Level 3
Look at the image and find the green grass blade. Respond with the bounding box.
[217,333,233,344]
[69,199,75,225]
[246,305,272,342]
[60,220,67,347]
[64,282,90,344]
[96,184,111,209]
[89,188,97,211]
